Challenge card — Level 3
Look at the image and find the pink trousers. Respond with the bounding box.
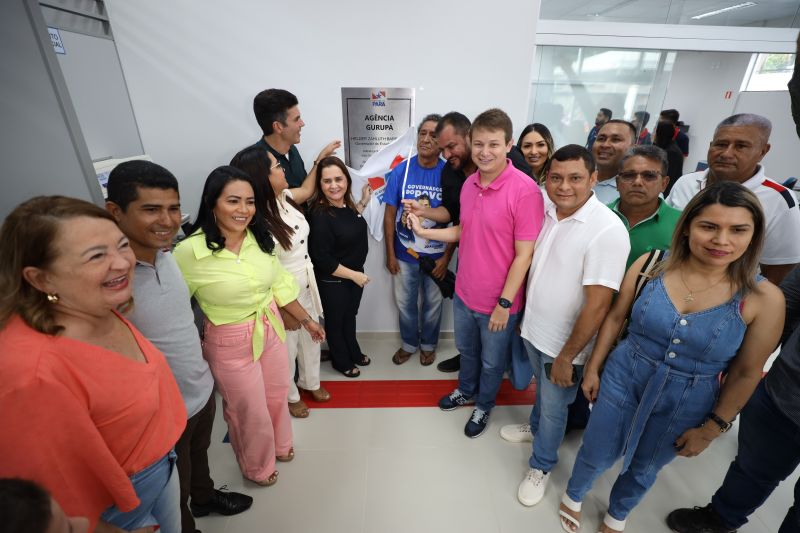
[202,308,292,483]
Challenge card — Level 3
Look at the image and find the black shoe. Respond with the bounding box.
[190,488,253,517]
[437,354,461,373]
[666,505,736,533]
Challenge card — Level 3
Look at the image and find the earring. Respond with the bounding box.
[249,218,256,226]
[46,293,59,303]
[213,212,217,223]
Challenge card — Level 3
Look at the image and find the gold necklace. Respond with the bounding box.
[678,269,727,303]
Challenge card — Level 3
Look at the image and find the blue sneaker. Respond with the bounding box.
[464,408,490,438]
[438,389,474,411]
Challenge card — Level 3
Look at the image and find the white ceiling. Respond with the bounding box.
[541,0,800,27]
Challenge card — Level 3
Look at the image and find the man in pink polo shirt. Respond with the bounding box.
[409,108,544,438]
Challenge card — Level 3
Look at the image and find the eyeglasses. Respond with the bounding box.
[271,160,283,171]
[618,170,662,182]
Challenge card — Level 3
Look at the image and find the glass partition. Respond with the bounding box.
[541,0,800,28]
[528,46,676,148]
[742,53,797,91]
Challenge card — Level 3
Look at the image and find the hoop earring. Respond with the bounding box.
[46,293,59,303]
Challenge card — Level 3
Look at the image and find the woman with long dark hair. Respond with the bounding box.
[308,156,371,378]
[517,123,555,183]
[557,181,784,533]
[230,146,329,418]
[174,166,324,487]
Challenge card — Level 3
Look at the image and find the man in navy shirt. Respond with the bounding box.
[251,88,340,188]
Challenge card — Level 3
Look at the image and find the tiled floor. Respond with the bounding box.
[199,336,796,533]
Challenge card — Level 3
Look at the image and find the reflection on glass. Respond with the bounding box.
[528,46,675,149]
[743,53,796,91]
[541,0,800,28]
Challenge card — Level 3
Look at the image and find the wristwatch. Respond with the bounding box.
[705,412,732,433]
[498,297,512,309]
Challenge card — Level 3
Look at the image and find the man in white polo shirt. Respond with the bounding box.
[504,145,630,507]
[668,113,800,285]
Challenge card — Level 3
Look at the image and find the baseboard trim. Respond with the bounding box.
[355,331,455,340]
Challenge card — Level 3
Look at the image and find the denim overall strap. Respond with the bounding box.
[620,353,718,474]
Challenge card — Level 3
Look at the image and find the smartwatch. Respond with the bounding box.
[498,297,512,309]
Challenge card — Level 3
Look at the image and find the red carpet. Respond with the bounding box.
[303,379,536,409]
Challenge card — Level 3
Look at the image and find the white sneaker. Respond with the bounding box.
[500,423,533,443]
[517,468,549,506]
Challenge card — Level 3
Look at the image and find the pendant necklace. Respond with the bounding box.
[679,269,726,303]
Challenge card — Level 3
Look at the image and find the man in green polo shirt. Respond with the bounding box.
[609,145,681,268]
[252,88,340,188]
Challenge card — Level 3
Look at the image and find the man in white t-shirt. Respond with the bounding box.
[668,113,800,285]
[502,145,630,507]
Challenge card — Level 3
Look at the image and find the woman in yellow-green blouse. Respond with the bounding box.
[175,166,324,487]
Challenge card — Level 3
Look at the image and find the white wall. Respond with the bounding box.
[734,91,799,181]
[661,51,800,177]
[106,0,540,332]
[661,51,754,172]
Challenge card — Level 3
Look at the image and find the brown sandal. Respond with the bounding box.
[288,400,309,418]
[300,386,331,402]
[250,470,278,486]
[277,447,295,462]
[392,348,413,365]
[420,350,436,366]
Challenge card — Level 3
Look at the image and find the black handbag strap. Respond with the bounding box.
[633,249,667,303]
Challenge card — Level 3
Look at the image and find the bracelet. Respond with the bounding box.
[300,317,312,326]
[705,412,732,433]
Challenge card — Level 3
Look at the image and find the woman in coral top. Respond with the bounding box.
[174,166,324,487]
[0,196,187,533]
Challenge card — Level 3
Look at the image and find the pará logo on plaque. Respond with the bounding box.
[341,87,415,170]
[371,90,386,107]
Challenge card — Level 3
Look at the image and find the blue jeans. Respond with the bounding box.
[525,339,584,472]
[711,380,800,533]
[101,451,181,533]
[454,294,519,412]
[566,348,719,521]
[394,260,443,352]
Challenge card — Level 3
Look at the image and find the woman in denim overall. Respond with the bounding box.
[558,182,786,533]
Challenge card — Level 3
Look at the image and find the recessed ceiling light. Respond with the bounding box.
[691,2,757,20]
